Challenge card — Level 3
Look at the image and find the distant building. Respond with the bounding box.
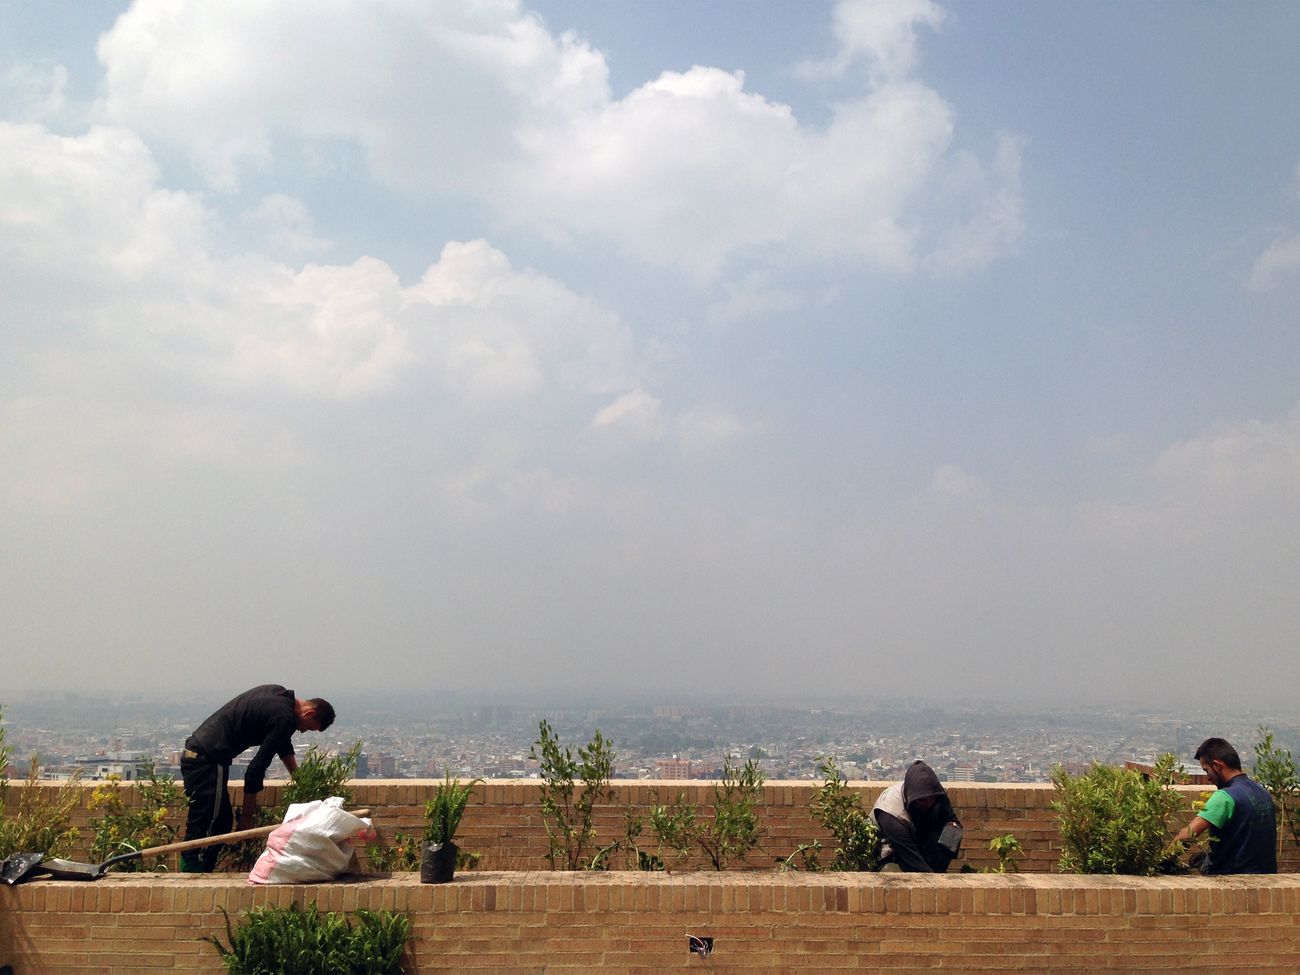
[656,757,694,779]
[948,765,976,782]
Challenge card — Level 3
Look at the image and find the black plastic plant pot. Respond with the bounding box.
[421,841,458,884]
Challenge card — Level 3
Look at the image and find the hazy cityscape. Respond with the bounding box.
[4,691,1297,786]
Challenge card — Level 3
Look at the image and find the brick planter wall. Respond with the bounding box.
[5,871,1300,974]
[18,779,1299,873]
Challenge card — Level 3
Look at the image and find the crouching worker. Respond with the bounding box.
[872,760,963,872]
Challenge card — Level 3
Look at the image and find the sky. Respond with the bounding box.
[1,1,1298,708]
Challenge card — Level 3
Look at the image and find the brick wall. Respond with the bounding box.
[20,779,1297,874]
[5,871,1300,974]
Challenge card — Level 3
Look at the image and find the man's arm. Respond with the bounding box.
[1174,789,1233,844]
[1172,815,1212,844]
[239,716,296,821]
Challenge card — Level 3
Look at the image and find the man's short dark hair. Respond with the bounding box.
[309,698,336,732]
[1194,737,1241,770]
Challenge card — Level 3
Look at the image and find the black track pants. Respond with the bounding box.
[180,756,232,872]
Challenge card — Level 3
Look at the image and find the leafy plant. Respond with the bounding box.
[281,741,363,808]
[530,720,616,870]
[697,755,765,871]
[647,792,697,869]
[367,831,422,871]
[0,757,83,860]
[988,833,1023,873]
[1253,726,1300,853]
[425,769,482,846]
[202,902,412,975]
[1051,754,1184,875]
[88,762,188,871]
[806,757,878,871]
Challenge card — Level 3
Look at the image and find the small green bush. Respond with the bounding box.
[89,763,188,871]
[203,902,412,975]
[1051,754,1183,875]
[0,759,82,860]
[697,755,765,871]
[808,757,878,871]
[425,769,481,846]
[1253,726,1300,853]
[530,721,615,870]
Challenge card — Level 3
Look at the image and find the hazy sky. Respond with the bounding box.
[2,1,1298,707]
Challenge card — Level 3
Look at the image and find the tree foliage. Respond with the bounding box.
[1051,754,1183,875]
[530,720,615,870]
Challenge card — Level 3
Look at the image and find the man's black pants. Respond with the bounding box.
[180,754,232,872]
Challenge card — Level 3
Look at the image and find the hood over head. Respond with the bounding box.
[902,760,951,823]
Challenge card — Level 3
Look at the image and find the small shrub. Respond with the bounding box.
[0,757,82,860]
[988,833,1023,873]
[697,755,765,871]
[530,720,616,870]
[647,792,698,869]
[1051,754,1184,875]
[366,832,422,871]
[807,757,878,871]
[202,902,412,975]
[88,763,188,871]
[424,769,481,846]
[1253,726,1300,853]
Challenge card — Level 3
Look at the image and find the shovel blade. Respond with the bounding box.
[28,857,105,881]
[1,852,47,885]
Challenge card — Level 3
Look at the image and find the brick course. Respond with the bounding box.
[5,872,1300,974]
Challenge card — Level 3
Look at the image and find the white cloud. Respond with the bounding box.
[0,59,69,121]
[590,389,665,441]
[242,194,332,254]
[797,0,946,83]
[676,410,746,448]
[1247,233,1300,291]
[92,0,1023,277]
[0,120,648,513]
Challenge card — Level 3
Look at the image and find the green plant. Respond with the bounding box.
[1253,726,1300,853]
[697,755,765,871]
[806,757,878,871]
[988,833,1023,873]
[648,792,697,868]
[202,902,412,975]
[530,720,616,870]
[425,769,482,846]
[366,831,422,871]
[0,757,83,860]
[88,763,188,871]
[281,741,362,808]
[1051,754,1184,875]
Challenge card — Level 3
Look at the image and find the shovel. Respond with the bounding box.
[1,807,370,884]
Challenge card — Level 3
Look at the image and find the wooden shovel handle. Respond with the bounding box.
[132,808,372,858]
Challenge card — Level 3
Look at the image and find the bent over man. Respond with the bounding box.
[1172,736,1276,875]
[180,684,335,872]
[872,760,963,872]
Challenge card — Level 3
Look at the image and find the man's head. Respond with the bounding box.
[1194,737,1241,787]
[295,697,336,733]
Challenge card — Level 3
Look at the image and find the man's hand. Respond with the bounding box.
[239,795,257,827]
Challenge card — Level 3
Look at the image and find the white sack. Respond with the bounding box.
[247,796,376,885]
